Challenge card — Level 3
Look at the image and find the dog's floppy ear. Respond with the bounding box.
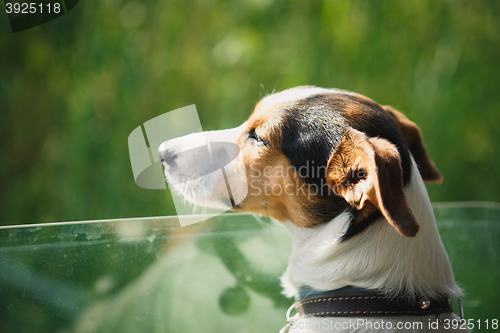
[383,105,443,184]
[326,128,420,237]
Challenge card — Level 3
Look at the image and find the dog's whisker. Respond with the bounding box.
[199,181,210,216]
[264,206,273,239]
[185,178,197,215]
[253,213,270,230]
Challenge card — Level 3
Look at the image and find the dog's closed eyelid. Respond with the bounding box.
[246,129,269,146]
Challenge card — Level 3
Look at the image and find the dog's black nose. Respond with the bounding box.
[158,142,177,166]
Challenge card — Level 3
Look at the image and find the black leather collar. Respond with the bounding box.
[295,286,454,317]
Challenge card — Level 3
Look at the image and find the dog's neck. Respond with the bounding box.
[280,161,462,300]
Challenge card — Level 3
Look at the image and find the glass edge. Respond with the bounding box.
[2,201,498,230]
[0,212,260,230]
[432,201,500,209]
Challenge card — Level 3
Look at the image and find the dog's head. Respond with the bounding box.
[159,87,441,238]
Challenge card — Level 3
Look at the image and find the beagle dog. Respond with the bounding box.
[159,87,470,332]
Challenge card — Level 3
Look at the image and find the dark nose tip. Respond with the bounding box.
[158,142,177,165]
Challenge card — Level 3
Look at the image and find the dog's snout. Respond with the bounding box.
[158,141,177,166]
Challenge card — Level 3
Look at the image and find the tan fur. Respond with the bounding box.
[383,105,443,184]
[326,128,420,237]
[233,103,328,228]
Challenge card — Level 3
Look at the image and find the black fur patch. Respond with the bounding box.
[276,92,413,239]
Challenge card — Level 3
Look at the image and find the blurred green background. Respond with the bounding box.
[1,0,499,226]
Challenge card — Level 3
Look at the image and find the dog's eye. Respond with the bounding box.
[247,129,262,142]
[247,129,268,146]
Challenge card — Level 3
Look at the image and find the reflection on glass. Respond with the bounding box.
[0,203,499,333]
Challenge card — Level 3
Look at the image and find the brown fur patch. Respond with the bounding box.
[326,128,420,237]
[232,99,337,228]
[233,139,314,227]
[383,105,443,184]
